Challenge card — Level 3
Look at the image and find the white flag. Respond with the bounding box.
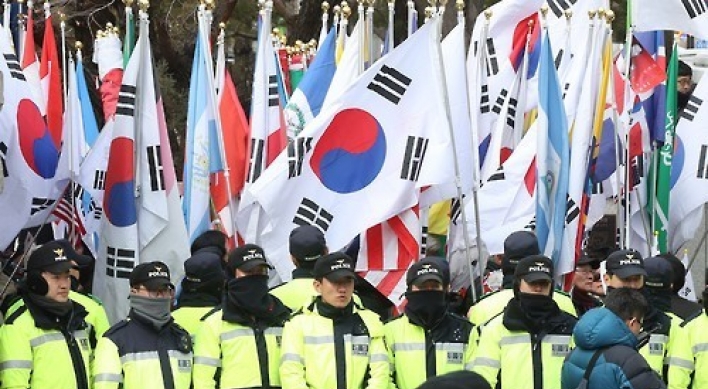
[238,17,455,280]
[669,72,708,252]
[633,0,708,39]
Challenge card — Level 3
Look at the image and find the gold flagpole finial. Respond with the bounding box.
[455,0,464,12]
[138,0,149,12]
[540,5,548,19]
[588,9,597,20]
[564,9,572,20]
[322,1,330,12]
[484,9,493,20]
[605,10,614,23]
[75,41,83,51]
[341,4,351,18]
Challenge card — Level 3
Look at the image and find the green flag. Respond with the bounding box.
[123,9,135,67]
[654,42,678,253]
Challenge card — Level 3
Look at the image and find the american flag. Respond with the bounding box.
[52,183,87,247]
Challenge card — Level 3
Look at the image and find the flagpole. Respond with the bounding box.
[407,0,415,37]
[133,0,149,202]
[17,0,26,60]
[201,5,238,239]
[387,0,394,49]
[60,11,68,111]
[333,5,340,37]
[622,4,633,250]
[455,0,463,25]
[366,0,374,68]
[3,0,10,40]
[449,3,484,302]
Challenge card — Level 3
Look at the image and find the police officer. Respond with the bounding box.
[642,256,694,389]
[467,231,576,327]
[270,225,328,310]
[0,241,92,389]
[384,258,475,389]
[57,239,111,347]
[192,244,291,389]
[93,262,193,389]
[172,251,226,338]
[280,252,390,389]
[603,250,692,386]
[471,255,577,389]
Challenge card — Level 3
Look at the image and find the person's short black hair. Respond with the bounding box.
[679,60,693,78]
[416,371,491,389]
[190,230,227,256]
[658,252,685,293]
[604,288,648,321]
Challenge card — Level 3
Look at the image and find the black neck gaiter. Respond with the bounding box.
[224,275,289,323]
[405,290,448,329]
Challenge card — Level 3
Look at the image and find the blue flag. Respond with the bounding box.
[536,31,570,268]
[283,27,337,137]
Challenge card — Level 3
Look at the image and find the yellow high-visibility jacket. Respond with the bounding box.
[280,299,390,389]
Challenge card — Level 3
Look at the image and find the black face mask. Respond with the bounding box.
[517,292,558,323]
[224,275,290,324]
[405,290,448,328]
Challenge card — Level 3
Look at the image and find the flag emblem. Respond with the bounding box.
[104,137,137,227]
[310,108,386,193]
[681,95,703,121]
[17,99,59,178]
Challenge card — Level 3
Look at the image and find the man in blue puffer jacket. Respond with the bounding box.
[561,288,665,389]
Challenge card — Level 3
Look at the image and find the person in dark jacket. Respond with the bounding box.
[659,252,702,320]
[561,288,666,389]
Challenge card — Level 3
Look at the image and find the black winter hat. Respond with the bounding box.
[643,256,674,290]
[502,231,540,275]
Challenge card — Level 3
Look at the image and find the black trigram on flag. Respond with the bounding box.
[89,199,103,220]
[492,89,509,115]
[506,98,519,128]
[681,0,707,18]
[248,138,265,183]
[450,197,463,225]
[680,95,703,121]
[420,225,428,257]
[31,198,55,215]
[3,54,25,81]
[288,137,313,178]
[116,85,137,117]
[562,82,571,100]
[94,170,107,190]
[547,0,577,17]
[565,195,580,224]
[480,84,491,114]
[401,136,429,181]
[268,75,279,107]
[489,167,505,182]
[0,142,8,178]
[555,50,564,69]
[485,38,500,76]
[293,197,333,233]
[106,246,136,279]
[367,65,412,105]
[591,181,604,195]
[524,216,536,231]
[146,145,165,191]
[696,145,708,179]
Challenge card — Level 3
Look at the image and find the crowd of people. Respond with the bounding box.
[0,223,706,389]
